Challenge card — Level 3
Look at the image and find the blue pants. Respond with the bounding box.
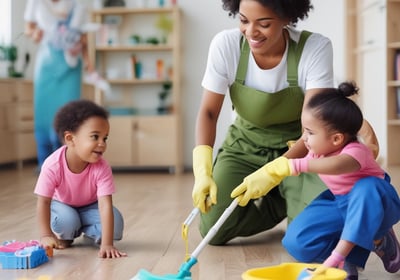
[34,43,82,168]
[50,200,124,242]
[282,175,400,268]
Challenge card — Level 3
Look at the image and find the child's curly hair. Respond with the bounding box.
[222,0,313,26]
[54,99,109,142]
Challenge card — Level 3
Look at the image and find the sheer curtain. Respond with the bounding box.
[0,0,11,44]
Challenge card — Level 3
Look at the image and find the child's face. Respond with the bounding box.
[66,116,109,166]
[301,109,340,156]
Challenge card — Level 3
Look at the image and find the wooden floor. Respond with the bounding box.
[0,163,400,280]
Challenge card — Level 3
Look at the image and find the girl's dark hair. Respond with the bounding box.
[54,99,109,142]
[222,0,313,25]
[306,81,363,141]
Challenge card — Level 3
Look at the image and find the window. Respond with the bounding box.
[0,0,11,44]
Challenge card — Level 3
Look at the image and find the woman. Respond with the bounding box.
[191,0,334,245]
[24,0,91,170]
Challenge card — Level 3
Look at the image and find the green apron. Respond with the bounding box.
[200,31,327,245]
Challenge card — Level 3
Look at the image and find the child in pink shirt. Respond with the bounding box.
[34,99,126,258]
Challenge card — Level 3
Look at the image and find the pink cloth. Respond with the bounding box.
[34,145,115,207]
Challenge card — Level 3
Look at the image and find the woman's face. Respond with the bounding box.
[239,0,289,58]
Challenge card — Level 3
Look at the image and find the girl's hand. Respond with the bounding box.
[98,245,127,258]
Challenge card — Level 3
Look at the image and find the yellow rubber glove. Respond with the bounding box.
[192,145,217,213]
[231,156,292,207]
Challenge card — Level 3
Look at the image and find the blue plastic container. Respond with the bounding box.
[0,241,49,269]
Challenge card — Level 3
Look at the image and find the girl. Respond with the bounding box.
[231,81,400,279]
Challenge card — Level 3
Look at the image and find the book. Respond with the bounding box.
[395,50,400,81]
[397,87,400,118]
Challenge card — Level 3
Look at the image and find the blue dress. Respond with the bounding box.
[33,12,82,168]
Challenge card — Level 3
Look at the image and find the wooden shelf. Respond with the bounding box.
[92,7,176,15]
[388,80,400,86]
[95,45,173,52]
[107,78,169,84]
[388,119,400,125]
[388,42,400,48]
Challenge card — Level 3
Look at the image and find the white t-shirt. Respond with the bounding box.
[201,26,334,95]
[24,0,88,33]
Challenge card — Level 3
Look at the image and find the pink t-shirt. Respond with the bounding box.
[308,142,384,195]
[34,145,116,207]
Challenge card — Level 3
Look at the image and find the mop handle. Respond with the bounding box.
[183,196,211,227]
[190,199,238,259]
[183,207,200,227]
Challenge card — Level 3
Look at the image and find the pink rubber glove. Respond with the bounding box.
[289,158,309,175]
[309,251,345,278]
[323,251,345,268]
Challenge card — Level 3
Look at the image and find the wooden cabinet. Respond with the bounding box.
[89,7,183,173]
[0,80,95,167]
[106,115,179,169]
[0,79,36,166]
[346,0,400,166]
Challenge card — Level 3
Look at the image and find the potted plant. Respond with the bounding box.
[157,81,172,114]
[155,15,173,44]
[0,45,23,78]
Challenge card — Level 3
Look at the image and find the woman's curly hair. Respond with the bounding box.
[222,0,313,25]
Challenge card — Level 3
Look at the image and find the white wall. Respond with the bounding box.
[297,0,346,84]
[11,0,346,169]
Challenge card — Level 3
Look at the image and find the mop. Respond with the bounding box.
[131,199,239,280]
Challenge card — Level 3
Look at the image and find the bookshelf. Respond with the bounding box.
[346,0,400,166]
[89,6,183,173]
[386,0,400,165]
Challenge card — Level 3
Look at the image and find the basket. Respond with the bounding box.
[242,262,347,280]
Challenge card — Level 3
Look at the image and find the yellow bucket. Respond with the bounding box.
[242,263,347,280]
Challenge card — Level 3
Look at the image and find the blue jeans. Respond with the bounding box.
[282,175,400,268]
[50,200,124,241]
